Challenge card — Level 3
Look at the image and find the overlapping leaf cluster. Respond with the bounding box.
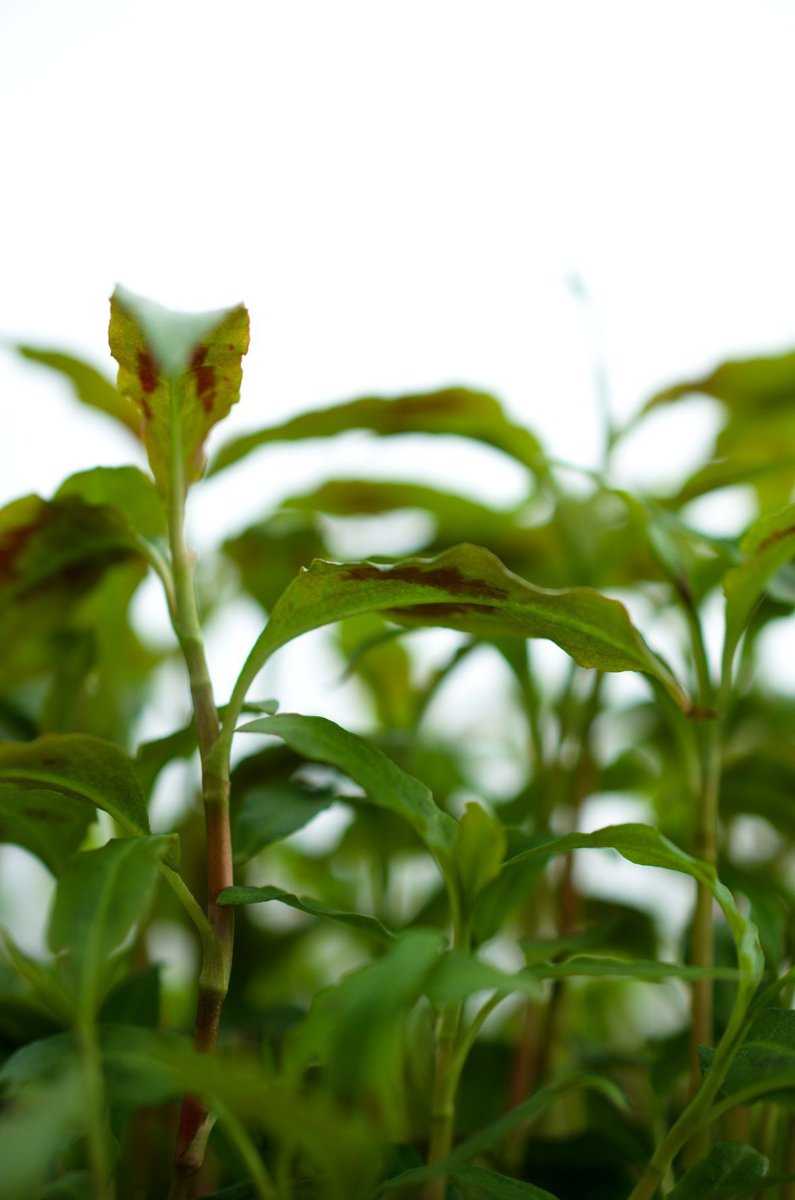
[2,295,795,1199]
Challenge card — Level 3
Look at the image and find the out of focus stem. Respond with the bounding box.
[425,886,468,1200]
[680,593,724,1165]
[79,1013,115,1200]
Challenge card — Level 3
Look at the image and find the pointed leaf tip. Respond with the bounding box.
[109,286,249,495]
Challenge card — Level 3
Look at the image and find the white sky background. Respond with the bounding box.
[3,1,795,951]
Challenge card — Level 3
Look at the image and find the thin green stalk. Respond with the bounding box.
[781,1118,795,1200]
[677,595,723,1162]
[450,992,509,1080]
[78,1015,115,1200]
[425,884,469,1200]
[164,387,235,1186]
[425,999,464,1200]
[212,1100,278,1200]
[630,871,760,1199]
[629,1024,741,1200]
[687,714,721,1161]
[161,864,215,953]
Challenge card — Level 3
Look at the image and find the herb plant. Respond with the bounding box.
[2,290,795,1199]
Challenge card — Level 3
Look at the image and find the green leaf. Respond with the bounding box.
[643,349,795,509]
[338,613,415,729]
[723,503,795,674]
[48,835,175,1016]
[232,545,689,719]
[39,1171,91,1200]
[646,351,795,416]
[0,486,156,700]
[707,1008,795,1110]
[454,803,506,906]
[231,779,334,865]
[670,455,795,509]
[0,932,74,1024]
[668,1142,768,1199]
[0,1070,82,1200]
[622,493,737,603]
[223,511,327,612]
[504,824,763,997]
[40,1173,93,1199]
[16,344,141,436]
[0,784,92,875]
[380,1074,626,1193]
[108,285,250,496]
[286,929,444,1104]
[0,734,150,837]
[55,465,165,539]
[452,1164,559,1199]
[209,387,545,475]
[0,492,142,603]
[468,831,550,946]
[218,884,395,941]
[238,713,457,862]
[202,1187,257,1200]
[0,963,58,1043]
[283,477,513,530]
[424,949,737,1006]
[100,965,161,1028]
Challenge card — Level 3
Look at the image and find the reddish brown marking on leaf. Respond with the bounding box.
[393,394,467,417]
[24,807,69,823]
[756,523,795,554]
[341,562,508,601]
[387,601,495,619]
[0,519,43,586]
[190,345,216,413]
[137,352,158,406]
[687,704,718,721]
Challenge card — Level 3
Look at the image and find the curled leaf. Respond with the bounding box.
[109,286,249,496]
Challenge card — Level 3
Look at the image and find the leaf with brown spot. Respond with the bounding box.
[108,286,249,497]
[0,490,140,604]
[230,544,690,720]
[208,387,545,476]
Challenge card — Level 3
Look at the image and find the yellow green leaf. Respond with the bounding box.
[108,286,249,496]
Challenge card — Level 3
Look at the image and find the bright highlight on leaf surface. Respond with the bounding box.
[108,286,250,495]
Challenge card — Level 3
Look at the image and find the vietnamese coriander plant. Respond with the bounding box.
[3,292,795,1199]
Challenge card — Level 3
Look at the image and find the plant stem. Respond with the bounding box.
[782,1118,795,1200]
[165,391,235,1186]
[78,1015,115,1199]
[679,596,723,1163]
[425,888,468,1200]
[687,715,721,1162]
[425,1000,463,1200]
[212,1100,278,1200]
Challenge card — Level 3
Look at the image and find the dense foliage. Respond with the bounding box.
[3,290,795,1199]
